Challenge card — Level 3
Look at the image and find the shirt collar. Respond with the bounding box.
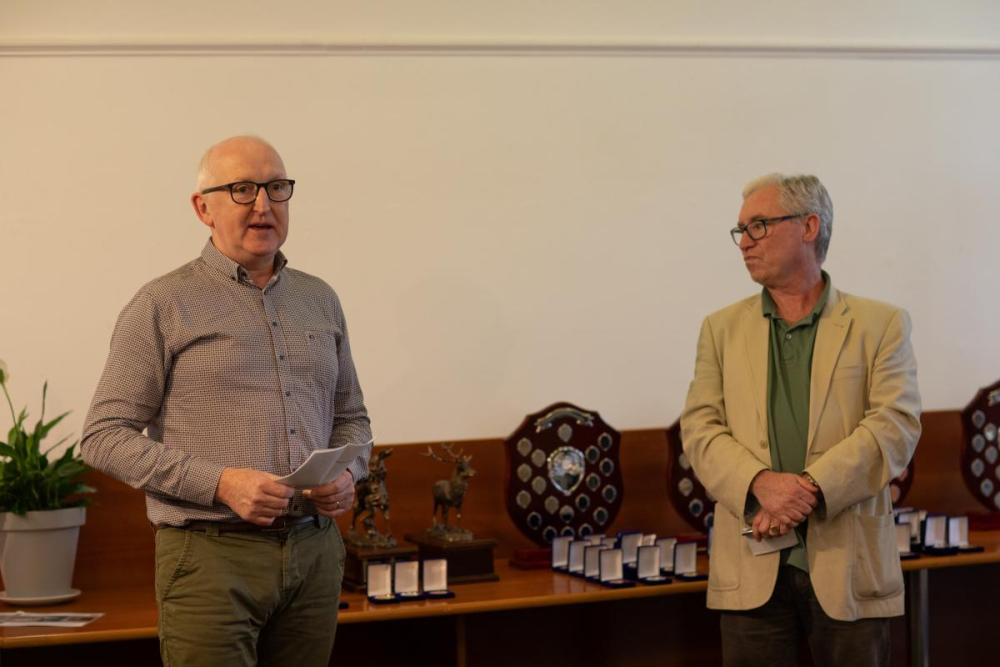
[761,270,831,324]
[199,238,288,285]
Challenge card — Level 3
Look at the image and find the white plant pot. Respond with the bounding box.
[0,506,86,599]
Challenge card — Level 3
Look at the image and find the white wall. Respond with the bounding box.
[2,2,999,449]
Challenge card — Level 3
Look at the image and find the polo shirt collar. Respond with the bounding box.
[761,270,831,324]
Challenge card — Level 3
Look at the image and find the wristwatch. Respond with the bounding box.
[802,471,820,491]
[802,471,826,519]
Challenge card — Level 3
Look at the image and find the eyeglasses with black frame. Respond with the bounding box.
[730,214,806,246]
[201,179,296,204]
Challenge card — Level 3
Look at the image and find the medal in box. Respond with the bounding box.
[948,516,984,553]
[673,541,706,581]
[422,558,455,599]
[618,531,642,579]
[366,562,398,604]
[551,535,573,572]
[567,540,587,577]
[896,523,919,560]
[657,537,677,574]
[584,544,606,581]
[598,549,635,589]
[921,514,959,556]
[394,560,423,601]
[637,545,670,585]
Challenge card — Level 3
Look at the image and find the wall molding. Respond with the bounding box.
[3,39,1000,59]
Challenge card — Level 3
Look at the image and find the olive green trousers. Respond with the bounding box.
[154,517,345,667]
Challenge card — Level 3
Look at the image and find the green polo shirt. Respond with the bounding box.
[762,272,830,572]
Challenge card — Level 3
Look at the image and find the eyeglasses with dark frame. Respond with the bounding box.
[201,179,296,204]
[730,214,807,246]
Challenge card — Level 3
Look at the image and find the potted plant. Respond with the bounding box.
[0,361,94,604]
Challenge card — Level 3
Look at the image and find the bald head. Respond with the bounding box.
[190,135,291,286]
[196,136,285,191]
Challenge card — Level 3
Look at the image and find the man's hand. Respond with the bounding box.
[750,470,819,530]
[751,509,793,542]
[215,468,294,526]
[304,470,355,518]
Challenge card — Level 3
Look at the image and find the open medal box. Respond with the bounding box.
[366,558,455,603]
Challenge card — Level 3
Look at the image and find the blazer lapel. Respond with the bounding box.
[741,297,769,438]
[808,289,852,452]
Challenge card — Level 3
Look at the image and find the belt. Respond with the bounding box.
[153,515,317,533]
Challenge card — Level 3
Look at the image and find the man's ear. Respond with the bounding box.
[191,193,214,229]
[801,213,821,243]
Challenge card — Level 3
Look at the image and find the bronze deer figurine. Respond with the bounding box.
[349,447,395,547]
[423,443,476,530]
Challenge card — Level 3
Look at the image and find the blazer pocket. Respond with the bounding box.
[707,510,741,591]
[852,513,903,600]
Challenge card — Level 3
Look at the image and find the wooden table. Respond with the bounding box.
[3,532,999,666]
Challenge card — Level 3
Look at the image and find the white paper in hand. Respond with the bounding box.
[275,437,374,489]
[745,529,798,556]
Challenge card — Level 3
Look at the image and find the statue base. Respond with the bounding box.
[405,533,499,584]
[344,528,398,550]
[343,542,419,592]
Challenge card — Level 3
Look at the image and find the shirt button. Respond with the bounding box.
[290,428,296,435]
[785,333,792,340]
[759,439,767,449]
[271,321,277,327]
[279,354,285,361]
[285,391,291,397]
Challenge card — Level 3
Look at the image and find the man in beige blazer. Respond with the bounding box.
[681,174,921,667]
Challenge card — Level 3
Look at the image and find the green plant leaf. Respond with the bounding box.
[41,436,71,458]
[0,380,94,513]
[34,411,69,443]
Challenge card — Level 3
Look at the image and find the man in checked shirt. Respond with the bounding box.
[82,135,373,666]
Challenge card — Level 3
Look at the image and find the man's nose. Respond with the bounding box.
[739,230,755,251]
[253,187,271,213]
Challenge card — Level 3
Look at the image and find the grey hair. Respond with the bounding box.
[743,173,833,263]
[195,135,277,191]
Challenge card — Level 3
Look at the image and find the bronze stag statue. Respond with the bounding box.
[423,443,476,541]
[346,447,396,548]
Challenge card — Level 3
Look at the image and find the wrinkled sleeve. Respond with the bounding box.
[81,292,226,506]
[328,293,373,483]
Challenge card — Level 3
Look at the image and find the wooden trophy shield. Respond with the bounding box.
[665,420,715,533]
[665,417,915,534]
[504,402,624,547]
[961,379,1000,513]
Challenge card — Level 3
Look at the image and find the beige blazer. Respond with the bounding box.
[680,287,921,621]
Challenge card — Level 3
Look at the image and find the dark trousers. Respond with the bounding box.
[720,567,890,667]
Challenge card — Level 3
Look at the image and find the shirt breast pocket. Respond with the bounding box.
[302,329,340,391]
